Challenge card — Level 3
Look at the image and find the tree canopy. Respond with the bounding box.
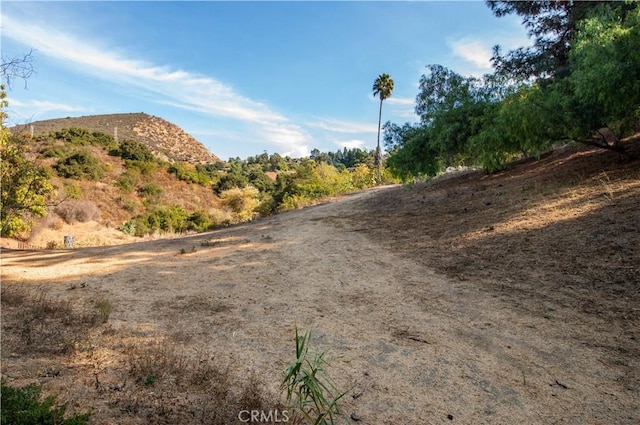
[384,1,639,181]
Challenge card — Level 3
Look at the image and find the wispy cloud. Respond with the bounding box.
[306,118,377,134]
[6,98,83,123]
[385,96,417,121]
[385,97,414,106]
[1,13,310,155]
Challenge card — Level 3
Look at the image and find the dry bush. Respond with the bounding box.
[0,286,105,356]
[54,200,102,224]
[120,343,284,424]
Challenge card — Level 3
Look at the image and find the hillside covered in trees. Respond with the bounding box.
[1,117,393,245]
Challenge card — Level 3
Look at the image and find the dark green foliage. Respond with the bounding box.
[122,205,220,236]
[245,151,288,172]
[116,139,155,162]
[487,1,606,81]
[0,382,91,425]
[54,150,104,180]
[44,127,117,150]
[214,171,248,194]
[567,2,640,146]
[315,147,374,169]
[385,2,640,177]
[384,122,442,180]
[186,210,214,232]
[245,163,274,192]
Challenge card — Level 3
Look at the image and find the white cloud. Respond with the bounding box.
[450,39,493,70]
[306,118,377,134]
[1,13,310,156]
[334,139,366,150]
[385,96,417,121]
[385,97,414,106]
[6,98,83,124]
[447,31,532,77]
[9,98,82,113]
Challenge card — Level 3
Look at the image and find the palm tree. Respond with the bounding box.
[372,73,394,179]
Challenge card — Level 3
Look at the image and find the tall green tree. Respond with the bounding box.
[487,0,606,81]
[567,2,640,150]
[372,73,394,171]
[1,53,55,237]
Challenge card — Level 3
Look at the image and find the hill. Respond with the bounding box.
[1,138,639,423]
[13,113,220,164]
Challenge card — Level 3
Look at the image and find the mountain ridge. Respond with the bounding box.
[13,112,221,164]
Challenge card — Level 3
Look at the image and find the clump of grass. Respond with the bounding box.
[179,246,197,255]
[0,380,91,425]
[95,299,112,323]
[281,327,348,425]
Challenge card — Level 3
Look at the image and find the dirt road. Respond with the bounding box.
[2,178,638,424]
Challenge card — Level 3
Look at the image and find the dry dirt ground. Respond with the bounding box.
[2,142,639,424]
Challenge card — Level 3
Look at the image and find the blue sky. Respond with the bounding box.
[2,1,528,160]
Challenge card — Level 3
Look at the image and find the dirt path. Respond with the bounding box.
[2,184,638,424]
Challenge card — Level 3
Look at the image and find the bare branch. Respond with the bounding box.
[1,49,36,90]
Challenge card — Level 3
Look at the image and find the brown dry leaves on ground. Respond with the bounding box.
[1,141,639,424]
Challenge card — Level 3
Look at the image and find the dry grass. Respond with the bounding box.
[118,343,283,424]
[349,140,640,326]
[1,285,284,424]
[0,285,105,356]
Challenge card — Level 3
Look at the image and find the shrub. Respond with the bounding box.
[214,172,248,194]
[279,194,312,211]
[48,127,116,150]
[186,210,214,232]
[0,382,91,425]
[117,139,155,162]
[351,164,375,189]
[39,144,71,159]
[63,181,83,199]
[169,162,211,186]
[54,151,104,180]
[54,200,101,224]
[114,169,141,192]
[120,219,137,236]
[254,192,277,217]
[118,196,139,213]
[138,182,163,199]
[219,186,260,222]
[53,127,93,145]
[124,159,158,174]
